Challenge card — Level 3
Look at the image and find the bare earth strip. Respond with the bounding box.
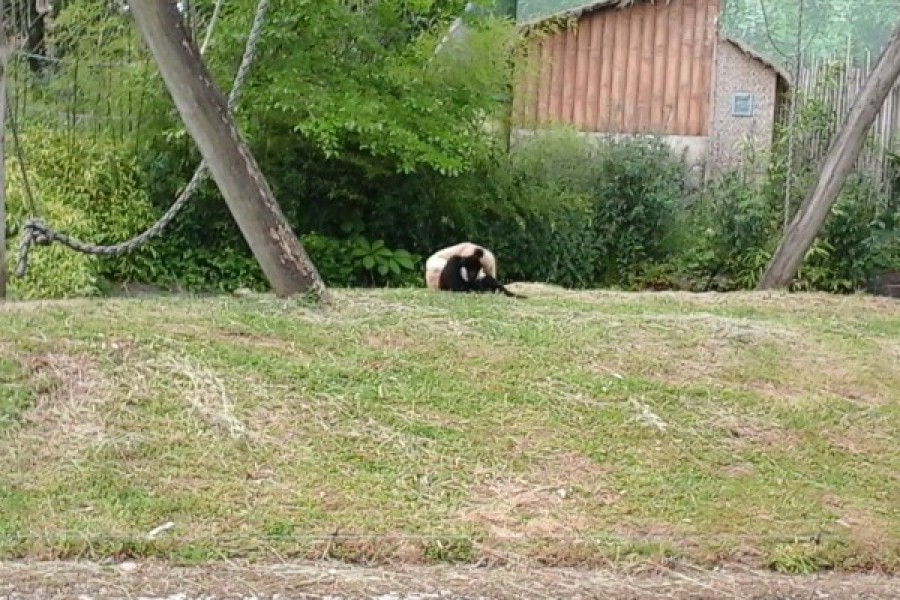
[0,561,898,600]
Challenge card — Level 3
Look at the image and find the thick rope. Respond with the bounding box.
[15,0,270,278]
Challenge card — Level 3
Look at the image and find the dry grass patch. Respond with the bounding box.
[10,351,111,459]
[148,353,250,440]
[712,411,797,448]
[460,478,588,539]
[459,451,617,542]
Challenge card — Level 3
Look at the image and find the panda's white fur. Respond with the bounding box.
[424,241,497,290]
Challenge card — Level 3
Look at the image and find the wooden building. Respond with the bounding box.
[505,0,791,180]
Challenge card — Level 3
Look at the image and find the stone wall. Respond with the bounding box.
[708,37,780,176]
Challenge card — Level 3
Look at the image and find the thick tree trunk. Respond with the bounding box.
[126,0,326,299]
[758,24,900,290]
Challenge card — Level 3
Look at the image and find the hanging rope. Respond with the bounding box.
[14,0,270,278]
[201,0,226,55]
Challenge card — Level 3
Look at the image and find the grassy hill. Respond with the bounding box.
[0,286,898,574]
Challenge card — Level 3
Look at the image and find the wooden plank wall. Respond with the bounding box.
[514,0,720,137]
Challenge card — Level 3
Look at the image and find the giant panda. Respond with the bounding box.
[438,249,526,298]
[424,241,497,290]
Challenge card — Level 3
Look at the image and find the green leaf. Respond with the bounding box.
[394,254,415,269]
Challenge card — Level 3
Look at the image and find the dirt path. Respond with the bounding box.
[0,561,898,599]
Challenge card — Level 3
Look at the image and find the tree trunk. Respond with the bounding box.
[757,23,900,290]
[126,0,326,299]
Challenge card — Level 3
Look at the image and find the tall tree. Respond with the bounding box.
[757,23,900,290]
[126,0,326,299]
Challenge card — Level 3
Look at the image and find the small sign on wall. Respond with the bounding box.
[731,92,755,117]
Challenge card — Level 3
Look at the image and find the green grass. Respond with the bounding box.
[0,285,898,572]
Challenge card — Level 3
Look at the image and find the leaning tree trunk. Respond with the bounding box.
[126,0,326,299]
[757,23,900,290]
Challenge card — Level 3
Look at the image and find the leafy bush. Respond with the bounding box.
[794,174,900,292]
[4,128,158,299]
[587,137,686,286]
[641,76,900,295]
[6,207,101,299]
[302,234,421,287]
[468,131,687,288]
[674,171,781,291]
[658,166,900,293]
[479,191,599,288]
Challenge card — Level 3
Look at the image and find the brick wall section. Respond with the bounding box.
[708,37,779,175]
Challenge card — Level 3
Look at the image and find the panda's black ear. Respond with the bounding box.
[473,248,484,259]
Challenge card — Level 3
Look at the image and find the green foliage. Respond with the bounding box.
[107,0,518,293]
[4,128,158,299]
[650,74,900,295]
[482,195,600,288]
[299,234,356,287]
[587,139,686,286]
[15,0,895,297]
[664,162,899,294]
[795,174,900,292]
[28,0,167,146]
[349,238,419,285]
[678,171,782,291]
[301,234,422,287]
[722,0,900,68]
[449,130,602,287]
[470,131,686,288]
[221,0,517,176]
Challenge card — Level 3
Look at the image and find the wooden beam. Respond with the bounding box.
[758,24,900,290]
[126,0,326,299]
[0,1,9,301]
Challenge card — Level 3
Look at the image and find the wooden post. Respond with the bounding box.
[757,23,900,290]
[126,0,326,299]
[0,1,8,301]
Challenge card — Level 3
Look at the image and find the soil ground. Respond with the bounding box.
[0,561,898,599]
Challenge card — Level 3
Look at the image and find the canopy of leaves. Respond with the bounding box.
[206,0,519,176]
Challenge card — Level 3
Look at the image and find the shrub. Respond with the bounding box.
[301,233,422,288]
[587,137,687,286]
[472,131,688,288]
[478,191,599,288]
[661,164,900,294]
[794,174,900,292]
[427,129,602,287]
[678,170,781,291]
[4,128,158,299]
